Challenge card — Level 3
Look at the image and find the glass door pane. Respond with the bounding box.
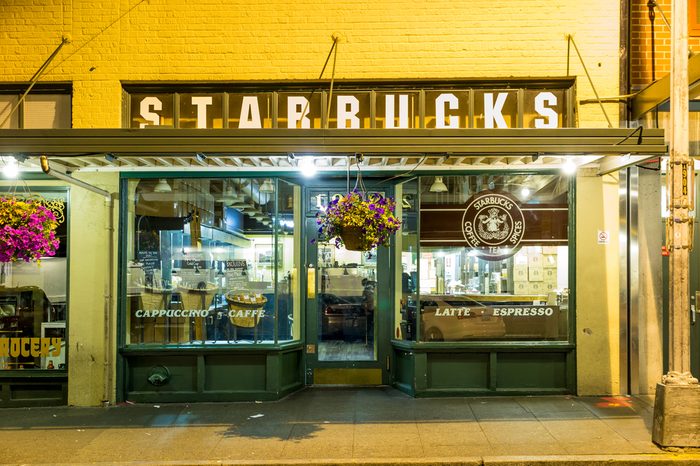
[316,241,377,361]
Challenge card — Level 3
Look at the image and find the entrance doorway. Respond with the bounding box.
[304,185,391,385]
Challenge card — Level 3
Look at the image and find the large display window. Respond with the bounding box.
[0,189,68,370]
[396,174,570,342]
[124,177,301,346]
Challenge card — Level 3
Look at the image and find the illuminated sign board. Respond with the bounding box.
[128,85,570,129]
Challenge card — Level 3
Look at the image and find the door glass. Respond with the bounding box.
[317,242,377,361]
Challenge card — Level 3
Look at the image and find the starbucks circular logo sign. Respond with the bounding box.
[461,191,525,260]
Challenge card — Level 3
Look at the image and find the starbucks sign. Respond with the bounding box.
[461,191,525,260]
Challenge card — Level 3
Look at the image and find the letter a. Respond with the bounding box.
[239,96,262,128]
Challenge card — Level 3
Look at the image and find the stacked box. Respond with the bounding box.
[543,267,557,282]
[543,254,557,268]
[527,254,542,267]
[510,247,560,296]
[528,266,543,281]
[513,264,528,281]
[514,281,528,294]
[529,281,544,294]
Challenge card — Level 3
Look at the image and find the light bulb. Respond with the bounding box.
[2,157,19,179]
[298,157,317,178]
[562,158,577,176]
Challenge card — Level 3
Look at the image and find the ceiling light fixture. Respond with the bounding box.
[259,179,275,193]
[429,176,448,193]
[153,179,172,193]
[105,153,118,163]
[520,187,531,198]
[195,153,207,164]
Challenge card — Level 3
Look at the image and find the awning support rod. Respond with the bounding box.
[567,35,614,128]
[0,37,69,128]
[39,155,111,200]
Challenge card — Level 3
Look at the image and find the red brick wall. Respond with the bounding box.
[630,0,700,89]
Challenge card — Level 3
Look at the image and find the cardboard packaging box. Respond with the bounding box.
[528,254,543,267]
[513,265,528,281]
[514,281,529,295]
[529,282,544,294]
[543,268,557,281]
[543,254,557,268]
[528,266,544,282]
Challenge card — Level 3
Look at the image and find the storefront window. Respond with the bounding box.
[0,190,68,370]
[396,175,570,342]
[124,177,301,345]
[396,180,418,341]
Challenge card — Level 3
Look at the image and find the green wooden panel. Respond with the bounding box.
[127,355,197,393]
[497,352,567,390]
[279,350,302,389]
[204,354,266,391]
[0,382,66,407]
[392,350,414,396]
[427,352,489,389]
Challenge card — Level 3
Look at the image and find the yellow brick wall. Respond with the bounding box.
[0,175,119,406]
[0,0,624,403]
[576,170,621,396]
[1,0,620,127]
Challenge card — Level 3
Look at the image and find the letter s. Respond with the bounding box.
[534,92,558,128]
[139,97,162,128]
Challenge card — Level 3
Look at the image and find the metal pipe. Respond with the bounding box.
[567,35,613,128]
[103,195,115,406]
[0,37,69,128]
[40,155,111,199]
[41,155,115,404]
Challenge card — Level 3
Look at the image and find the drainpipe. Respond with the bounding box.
[103,194,115,406]
[621,0,631,124]
[40,156,115,405]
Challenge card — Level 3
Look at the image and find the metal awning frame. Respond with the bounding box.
[0,127,667,175]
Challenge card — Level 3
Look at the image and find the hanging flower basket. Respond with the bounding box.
[316,190,401,251]
[0,197,59,263]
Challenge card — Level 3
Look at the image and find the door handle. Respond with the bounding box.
[307,264,316,299]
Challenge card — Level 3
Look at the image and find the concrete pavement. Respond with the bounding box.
[0,387,699,465]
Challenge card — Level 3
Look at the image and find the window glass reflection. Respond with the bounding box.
[0,190,68,370]
[402,175,570,342]
[125,178,300,345]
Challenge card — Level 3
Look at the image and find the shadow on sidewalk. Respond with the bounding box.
[0,386,655,444]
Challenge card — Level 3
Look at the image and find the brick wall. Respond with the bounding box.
[630,0,700,90]
[0,0,622,127]
[0,0,626,404]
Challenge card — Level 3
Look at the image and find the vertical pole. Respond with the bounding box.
[667,0,695,381]
[653,0,700,448]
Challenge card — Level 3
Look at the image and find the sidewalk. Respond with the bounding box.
[1,387,699,465]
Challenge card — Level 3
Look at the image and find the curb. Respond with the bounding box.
[32,453,700,466]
